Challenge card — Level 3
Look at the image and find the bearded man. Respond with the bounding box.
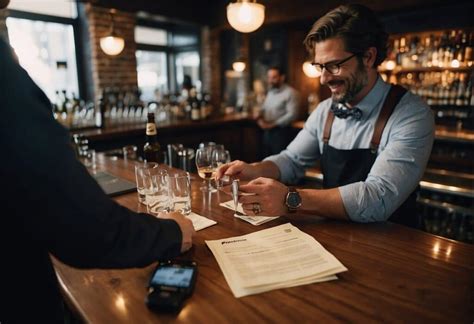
[216,4,434,226]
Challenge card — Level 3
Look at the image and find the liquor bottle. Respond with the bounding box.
[191,93,201,121]
[143,112,161,163]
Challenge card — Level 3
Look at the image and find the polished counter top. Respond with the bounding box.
[52,156,474,323]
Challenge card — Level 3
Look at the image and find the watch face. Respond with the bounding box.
[287,192,301,208]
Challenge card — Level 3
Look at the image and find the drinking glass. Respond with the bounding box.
[145,169,170,216]
[168,172,192,215]
[122,145,138,161]
[212,146,231,188]
[195,146,217,193]
[134,162,159,204]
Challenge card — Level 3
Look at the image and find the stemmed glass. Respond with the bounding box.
[195,146,217,193]
[212,145,231,188]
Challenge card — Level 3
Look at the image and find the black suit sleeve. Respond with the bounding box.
[0,40,182,269]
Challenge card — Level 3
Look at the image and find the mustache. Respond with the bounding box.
[327,80,345,87]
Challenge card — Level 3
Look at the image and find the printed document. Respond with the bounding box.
[206,223,347,297]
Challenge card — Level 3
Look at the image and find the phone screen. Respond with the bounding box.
[151,266,195,288]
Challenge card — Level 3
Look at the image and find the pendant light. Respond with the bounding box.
[232,59,246,72]
[100,9,125,56]
[227,0,265,33]
[302,61,320,78]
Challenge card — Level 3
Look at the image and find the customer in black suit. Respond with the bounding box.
[0,1,194,322]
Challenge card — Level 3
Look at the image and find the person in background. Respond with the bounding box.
[0,1,194,323]
[182,74,194,94]
[217,4,434,227]
[257,66,300,158]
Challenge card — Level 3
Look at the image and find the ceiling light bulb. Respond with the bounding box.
[227,0,265,33]
[100,36,125,56]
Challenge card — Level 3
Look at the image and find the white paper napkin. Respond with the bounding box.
[220,200,279,226]
[186,212,217,231]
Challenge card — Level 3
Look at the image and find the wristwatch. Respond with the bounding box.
[285,187,302,213]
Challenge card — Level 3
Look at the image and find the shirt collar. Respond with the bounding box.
[353,75,390,117]
[269,83,287,94]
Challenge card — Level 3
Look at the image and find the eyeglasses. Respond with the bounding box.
[311,53,359,75]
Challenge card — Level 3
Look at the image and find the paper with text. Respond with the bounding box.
[206,223,347,297]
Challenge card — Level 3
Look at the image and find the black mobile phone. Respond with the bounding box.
[145,260,197,312]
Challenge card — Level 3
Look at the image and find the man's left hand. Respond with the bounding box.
[238,177,288,216]
[257,119,274,130]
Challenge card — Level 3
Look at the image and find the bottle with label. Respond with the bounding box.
[143,112,162,163]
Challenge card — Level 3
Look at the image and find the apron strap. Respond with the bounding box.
[323,110,335,144]
[370,84,407,152]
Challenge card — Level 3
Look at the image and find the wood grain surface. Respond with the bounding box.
[53,156,474,323]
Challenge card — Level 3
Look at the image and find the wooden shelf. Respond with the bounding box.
[378,66,473,74]
[435,126,474,143]
[292,122,474,144]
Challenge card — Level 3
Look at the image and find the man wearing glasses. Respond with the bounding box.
[217,4,434,226]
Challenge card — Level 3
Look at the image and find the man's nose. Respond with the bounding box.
[319,68,332,85]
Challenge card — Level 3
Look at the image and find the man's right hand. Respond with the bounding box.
[215,160,260,181]
[158,212,195,253]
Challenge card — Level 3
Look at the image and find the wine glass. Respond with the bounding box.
[195,146,217,193]
[212,145,231,188]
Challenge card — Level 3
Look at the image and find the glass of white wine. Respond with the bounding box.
[196,146,217,193]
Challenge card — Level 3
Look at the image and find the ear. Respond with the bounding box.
[363,47,377,69]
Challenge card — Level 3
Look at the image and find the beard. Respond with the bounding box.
[327,61,368,104]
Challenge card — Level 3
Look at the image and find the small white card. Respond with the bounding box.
[219,200,279,226]
[186,212,217,231]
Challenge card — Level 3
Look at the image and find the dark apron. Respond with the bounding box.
[320,85,418,227]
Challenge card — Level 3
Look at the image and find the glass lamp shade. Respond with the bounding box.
[302,61,320,78]
[227,1,265,33]
[232,60,246,72]
[100,35,125,56]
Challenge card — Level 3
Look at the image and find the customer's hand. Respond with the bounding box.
[215,160,261,181]
[158,211,195,253]
[257,119,274,130]
[239,177,288,216]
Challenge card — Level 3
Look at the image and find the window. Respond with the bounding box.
[8,0,77,18]
[135,21,201,101]
[175,51,201,92]
[136,50,168,102]
[6,1,81,102]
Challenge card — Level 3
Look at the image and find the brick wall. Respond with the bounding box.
[208,27,221,109]
[201,26,211,93]
[85,4,138,101]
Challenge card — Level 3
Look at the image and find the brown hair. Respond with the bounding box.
[304,4,388,68]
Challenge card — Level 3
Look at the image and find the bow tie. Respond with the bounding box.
[331,103,363,120]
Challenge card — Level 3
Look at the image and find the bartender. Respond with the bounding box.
[217,4,434,226]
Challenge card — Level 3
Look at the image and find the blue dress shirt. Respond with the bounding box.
[265,77,435,222]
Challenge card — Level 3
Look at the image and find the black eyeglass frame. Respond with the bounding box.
[311,53,360,75]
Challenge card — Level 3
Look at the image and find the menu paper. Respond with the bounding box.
[206,223,347,297]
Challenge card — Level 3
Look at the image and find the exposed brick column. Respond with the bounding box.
[209,27,222,109]
[201,26,211,93]
[85,4,138,101]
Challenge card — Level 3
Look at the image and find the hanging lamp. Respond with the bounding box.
[227,0,265,33]
[100,9,125,56]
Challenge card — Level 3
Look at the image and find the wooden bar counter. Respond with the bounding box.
[53,156,474,323]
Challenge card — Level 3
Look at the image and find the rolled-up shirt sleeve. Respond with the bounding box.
[339,95,434,222]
